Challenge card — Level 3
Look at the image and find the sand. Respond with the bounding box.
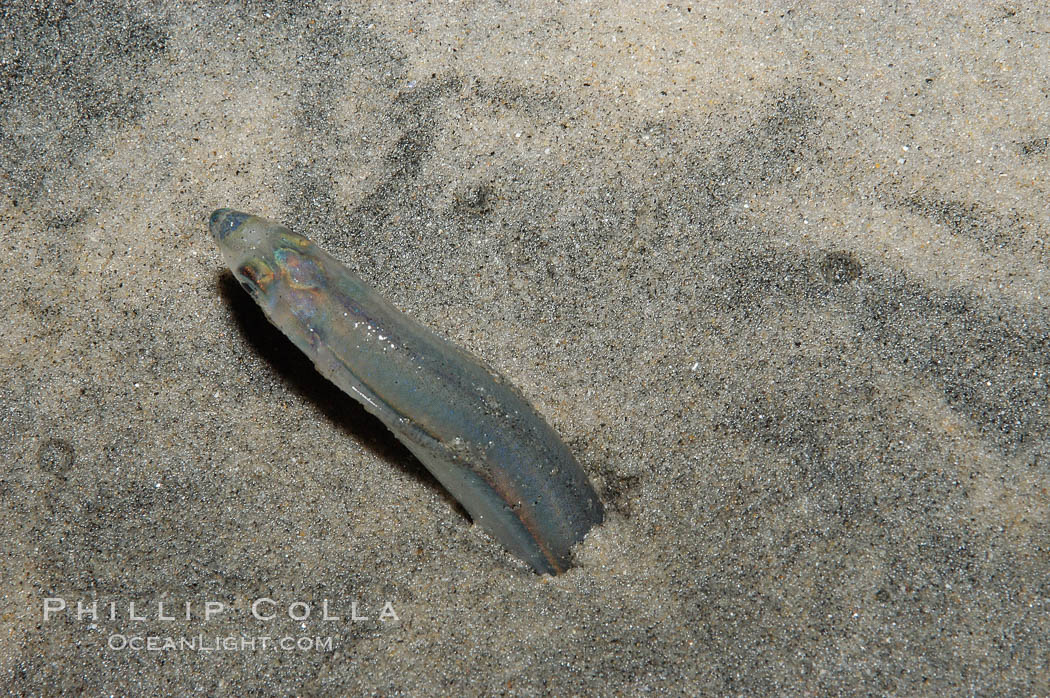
[2,1,1048,694]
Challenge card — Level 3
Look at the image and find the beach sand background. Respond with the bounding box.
[2,1,1048,693]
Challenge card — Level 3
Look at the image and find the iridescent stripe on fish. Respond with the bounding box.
[209,209,604,575]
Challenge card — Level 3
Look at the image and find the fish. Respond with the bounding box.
[209,209,604,574]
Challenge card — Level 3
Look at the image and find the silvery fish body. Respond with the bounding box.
[209,209,604,574]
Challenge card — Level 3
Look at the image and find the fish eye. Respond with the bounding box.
[236,264,263,298]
